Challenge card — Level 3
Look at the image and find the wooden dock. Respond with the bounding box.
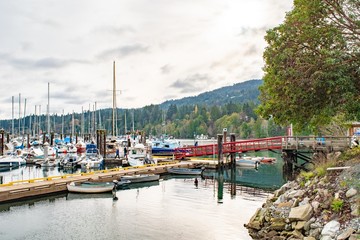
[0,161,200,204]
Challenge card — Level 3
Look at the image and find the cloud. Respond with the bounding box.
[170,73,213,93]
[160,64,172,74]
[92,25,135,36]
[97,43,149,60]
[0,53,88,70]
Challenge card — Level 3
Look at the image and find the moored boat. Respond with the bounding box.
[0,152,26,168]
[167,167,204,175]
[235,157,260,168]
[66,181,117,193]
[121,174,160,183]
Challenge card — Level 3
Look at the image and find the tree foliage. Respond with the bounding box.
[257,0,360,133]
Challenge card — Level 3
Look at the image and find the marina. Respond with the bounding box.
[0,151,284,240]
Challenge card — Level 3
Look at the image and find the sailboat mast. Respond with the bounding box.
[12,96,14,136]
[112,61,116,137]
[72,111,74,142]
[23,98,26,136]
[47,82,50,135]
[62,109,64,137]
[18,93,21,136]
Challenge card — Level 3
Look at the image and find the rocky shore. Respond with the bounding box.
[245,152,359,240]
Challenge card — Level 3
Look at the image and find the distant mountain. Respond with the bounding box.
[160,79,263,108]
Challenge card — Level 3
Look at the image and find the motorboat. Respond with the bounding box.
[235,157,261,168]
[67,181,117,193]
[121,174,160,183]
[79,145,104,169]
[59,153,83,169]
[39,158,57,168]
[151,139,181,156]
[0,152,26,168]
[127,143,152,167]
[167,167,204,175]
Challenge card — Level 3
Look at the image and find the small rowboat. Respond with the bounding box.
[121,174,160,183]
[67,181,117,193]
[167,167,204,175]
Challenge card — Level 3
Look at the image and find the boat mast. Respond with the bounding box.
[47,82,50,136]
[23,98,26,136]
[81,107,84,136]
[11,96,14,136]
[71,111,75,142]
[124,111,127,134]
[18,93,21,136]
[112,61,116,137]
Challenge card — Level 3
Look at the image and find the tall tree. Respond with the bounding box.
[257,0,360,132]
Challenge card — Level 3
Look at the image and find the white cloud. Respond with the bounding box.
[0,0,293,120]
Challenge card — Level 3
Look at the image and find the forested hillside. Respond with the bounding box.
[0,79,287,139]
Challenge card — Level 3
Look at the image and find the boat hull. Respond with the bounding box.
[167,168,203,175]
[67,182,115,193]
[121,174,160,183]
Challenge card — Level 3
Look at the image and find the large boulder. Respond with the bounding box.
[289,204,313,222]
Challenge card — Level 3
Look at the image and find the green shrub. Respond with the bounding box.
[300,171,315,181]
[331,199,344,212]
[315,167,326,177]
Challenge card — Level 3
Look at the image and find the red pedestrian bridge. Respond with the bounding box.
[174,136,351,160]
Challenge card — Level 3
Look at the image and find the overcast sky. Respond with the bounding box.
[0,0,293,120]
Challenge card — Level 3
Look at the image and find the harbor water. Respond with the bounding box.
[0,152,286,240]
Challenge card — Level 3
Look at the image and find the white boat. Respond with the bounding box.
[67,181,117,193]
[79,148,104,169]
[0,152,26,168]
[39,158,57,168]
[60,153,83,169]
[235,157,260,168]
[127,143,154,167]
[121,174,160,183]
[66,143,77,153]
[167,167,204,175]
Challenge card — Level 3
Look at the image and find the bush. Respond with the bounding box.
[315,166,326,177]
[300,171,315,181]
[331,198,344,212]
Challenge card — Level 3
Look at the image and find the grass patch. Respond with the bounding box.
[300,171,315,181]
[331,198,344,212]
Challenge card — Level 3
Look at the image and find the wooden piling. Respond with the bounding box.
[96,129,106,157]
[230,133,236,166]
[0,129,4,156]
[217,134,223,167]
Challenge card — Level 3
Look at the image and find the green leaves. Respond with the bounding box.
[258,0,360,133]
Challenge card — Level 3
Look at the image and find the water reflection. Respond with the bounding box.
[0,192,67,212]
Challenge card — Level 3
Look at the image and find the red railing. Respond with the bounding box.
[174,137,283,159]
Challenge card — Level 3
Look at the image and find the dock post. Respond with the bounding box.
[217,167,224,203]
[0,129,4,156]
[230,133,236,167]
[27,133,30,148]
[217,134,223,167]
[230,165,236,197]
[96,129,106,157]
[282,150,295,181]
[50,132,54,146]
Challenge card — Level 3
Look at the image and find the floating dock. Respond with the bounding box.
[0,161,200,204]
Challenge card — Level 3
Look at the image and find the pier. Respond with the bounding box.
[0,161,200,203]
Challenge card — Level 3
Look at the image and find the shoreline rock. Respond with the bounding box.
[245,159,359,240]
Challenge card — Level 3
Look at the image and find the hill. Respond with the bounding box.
[159,79,262,108]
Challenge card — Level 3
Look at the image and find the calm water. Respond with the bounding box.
[0,151,286,240]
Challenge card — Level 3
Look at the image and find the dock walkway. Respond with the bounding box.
[0,161,199,203]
